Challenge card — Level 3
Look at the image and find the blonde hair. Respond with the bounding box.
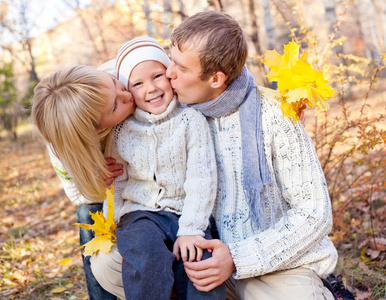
[31,65,112,202]
[171,11,248,85]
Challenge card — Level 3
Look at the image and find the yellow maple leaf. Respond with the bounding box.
[81,235,115,257]
[263,41,336,121]
[74,186,116,257]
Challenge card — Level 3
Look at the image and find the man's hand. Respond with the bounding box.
[184,239,235,292]
[173,235,206,262]
[103,157,123,186]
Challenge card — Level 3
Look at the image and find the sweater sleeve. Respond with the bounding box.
[177,109,218,236]
[228,94,335,279]
[47,145,97,205]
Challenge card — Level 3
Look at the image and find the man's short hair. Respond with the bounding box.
[171,11,248,85]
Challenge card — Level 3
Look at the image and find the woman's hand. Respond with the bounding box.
[103,157,123,186]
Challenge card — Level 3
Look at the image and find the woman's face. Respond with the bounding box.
[98,72,135,130]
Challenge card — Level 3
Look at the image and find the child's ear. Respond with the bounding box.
[210,71,227,89]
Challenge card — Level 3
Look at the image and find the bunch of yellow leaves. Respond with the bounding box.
[74,186,116,257]
[263,41,336,122]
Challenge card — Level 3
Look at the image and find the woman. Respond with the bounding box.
[31,61,134,299]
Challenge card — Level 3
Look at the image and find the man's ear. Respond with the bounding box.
[210,71,227,89]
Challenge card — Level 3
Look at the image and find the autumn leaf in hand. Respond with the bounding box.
[263,41,336,122]
[74,186,116,257]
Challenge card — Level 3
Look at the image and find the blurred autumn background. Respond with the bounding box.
[0,0,385,299]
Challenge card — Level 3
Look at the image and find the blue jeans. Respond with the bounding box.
[77,204,117,300]
[116,210,226,300]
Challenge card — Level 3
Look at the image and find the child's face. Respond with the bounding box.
[98,72,135,130]
[128,61,174,115]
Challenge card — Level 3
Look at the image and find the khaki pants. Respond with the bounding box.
[90,245,125,299]
[225,268,335,300]
[91,246,334,300]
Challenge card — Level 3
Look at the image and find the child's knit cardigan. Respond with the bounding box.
[105,97,217,237]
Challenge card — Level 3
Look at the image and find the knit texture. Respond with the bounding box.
[115,36,171,89]
[106,97,217,237]
[192,67,282,229]
[206,87,338,279]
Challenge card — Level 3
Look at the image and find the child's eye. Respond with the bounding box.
[113,101,118,111]
[154,74,162,79]
[133,82,142,87]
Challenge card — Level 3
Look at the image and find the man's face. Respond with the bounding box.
[166,46,215,105]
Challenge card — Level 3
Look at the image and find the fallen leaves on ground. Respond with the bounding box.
[0,133,88,299]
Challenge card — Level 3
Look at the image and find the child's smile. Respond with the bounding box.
[128,61,174,115]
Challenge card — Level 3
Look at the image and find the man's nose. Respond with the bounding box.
[166,62,176,79]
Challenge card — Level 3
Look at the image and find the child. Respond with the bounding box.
[110,36,225,299]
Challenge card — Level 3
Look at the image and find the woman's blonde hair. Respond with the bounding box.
[31,65,113,202]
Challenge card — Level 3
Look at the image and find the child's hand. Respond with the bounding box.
[173,235,206,262]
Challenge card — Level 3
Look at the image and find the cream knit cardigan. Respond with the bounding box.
[106,97,217,237]
[209,87,338,279]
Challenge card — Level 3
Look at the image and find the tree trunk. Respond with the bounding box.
[163,0,173,38]
[371,0,386,53]
[322,0,343,59]
[261,0,275,50]
[248,0,269,85]
[143,0,152,36]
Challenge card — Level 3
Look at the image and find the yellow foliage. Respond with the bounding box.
[51,286,66,294]
[74,186,116,257]
[263,41,336,121]
[60,258,71,266]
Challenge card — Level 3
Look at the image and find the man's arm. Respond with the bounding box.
[224,96,336,279]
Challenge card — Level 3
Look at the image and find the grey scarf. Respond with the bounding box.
[192,67,281,229]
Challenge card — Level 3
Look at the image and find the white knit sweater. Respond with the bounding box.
[209,87,338,279]
[106,97,217,237]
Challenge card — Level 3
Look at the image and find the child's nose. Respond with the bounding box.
[148,83,157,93]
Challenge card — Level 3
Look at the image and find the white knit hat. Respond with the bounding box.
[115,36,171,89]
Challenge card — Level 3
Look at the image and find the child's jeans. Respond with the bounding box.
[115,210,226,300]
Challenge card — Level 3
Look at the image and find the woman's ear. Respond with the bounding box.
[210,71,227,89]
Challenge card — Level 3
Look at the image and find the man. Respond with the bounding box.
[165,11,338,300]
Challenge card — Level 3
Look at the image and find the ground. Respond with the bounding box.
[0,127,88,299]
